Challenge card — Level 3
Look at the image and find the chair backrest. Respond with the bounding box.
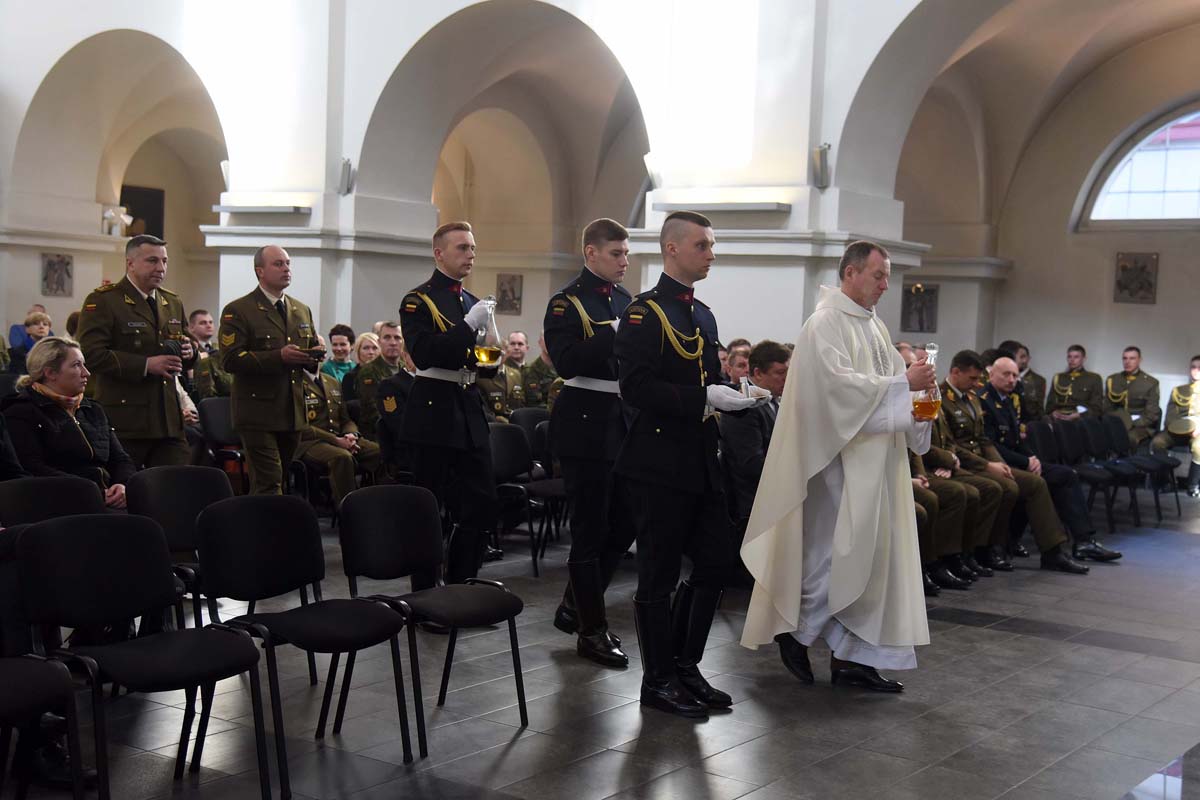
[196,495,325,602]
[509,407,550,445]
[19,514,175,628]
[126,466,234,553]
[197,397,239,448]
[489,422,533,483]
[0,374,19,400]
[1027,420,1061,463]
[1101,414,1134,457]
[0,476,105,525]
[339,485,443,583]
[1081,417,1113,459]
[532,419,553,472]
[1054,419,1086,465]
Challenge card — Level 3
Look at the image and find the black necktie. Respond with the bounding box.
[275,299,287,324]
[146,294,158,325]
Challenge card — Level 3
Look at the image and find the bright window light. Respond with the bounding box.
[1092,110,1200,221]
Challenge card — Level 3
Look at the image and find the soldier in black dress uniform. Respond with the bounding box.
[614,211,764,719]
[544,219,635,668]
[398,221,499,590]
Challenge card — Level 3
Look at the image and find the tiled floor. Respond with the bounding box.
[25,496,1200,799]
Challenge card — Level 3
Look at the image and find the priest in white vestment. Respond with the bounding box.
[739,241,937,692]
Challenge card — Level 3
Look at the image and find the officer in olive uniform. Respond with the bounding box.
[940,350,1088,573]
[1048,345,1103,420]
[543,218,635,669]
[911,494,936,596]
[375,368,415,477]
[1150,355,1200,495]
[77,234,195,467]
[219,245,318,495]
[908,451,971,594]
[296,369,381,506]
[398,221,499,592]
[476,360,524,422]
[614,211,763,719]
[522,339,559,408]
[355,322,404,440]
[983,357,1120,562]
[192,349,231,399]
[1103,346,1161,449]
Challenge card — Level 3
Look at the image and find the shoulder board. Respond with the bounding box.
[556,277,582,293]
[549,296,570,310]
[463,289,479,304]
[613,284,633,298]
[694,298,711,310]
[401,292,424,313]
[158,287,179,298]
[93,283,117,293]
[634,288,658,301]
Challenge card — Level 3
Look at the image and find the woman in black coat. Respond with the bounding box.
[2,336,134,508]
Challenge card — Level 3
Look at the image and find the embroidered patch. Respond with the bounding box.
[123,296,136,305]
[383,396,397,413]
[84,304,97,310]
[220,333,236,347]
[223,314,235,320]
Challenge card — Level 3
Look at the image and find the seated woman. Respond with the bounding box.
[8,311,51,376]
[2,336,134,508]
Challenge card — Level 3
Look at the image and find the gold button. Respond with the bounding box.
[655,427,661,433]
[582,414,588,419]
[427,401,433,406]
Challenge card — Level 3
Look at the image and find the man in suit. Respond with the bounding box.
[1103,346,1161,449]
[218,244,319,495]
[77,234,195,467]
[720,339,789,531]
[1048,344,1103,420]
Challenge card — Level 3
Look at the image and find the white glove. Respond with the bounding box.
[609,317,620,333]
[463,302,490,330]
[706,384,760,413]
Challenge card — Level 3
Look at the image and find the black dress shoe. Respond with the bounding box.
[1010,542,1030,558]
[929,564,971,590]
[677,664,732,708]
[641,679,708,718]
[578,631,628,668]
[1189,486,1200,498]
[1040,546,1089,574]
[1074,539,1122,562]
[554,603,578,635]
[962,553,993,578]
[830,658,903,693]
[774,633,815,684]
[923,570,941,597]
[483,545,504,562]
[942,555,977,582]
[976,546,1013,572]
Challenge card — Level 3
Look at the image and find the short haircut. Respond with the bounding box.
[997,339,1026,356]
[728,350,749,365]
[838,240,889,280]
[377,321,402,334]
[582,218,629,251]
[659,210,712,252]
[1123,346,1142,356]
[433,221,472,249]
[1191,355,1200,364]
[726,337,751,351]
[188,309,211,324]
[328,323,355,342]
[507,331,527,342]
[125,234,166,258]
[749,340,791,374]
[24,311,51,328]
[1068,344,1086,357]
[950,349,985,372]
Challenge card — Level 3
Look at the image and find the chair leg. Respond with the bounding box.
[1129,485,1142,527]
[406,624,428,758]
[174,600,186,631]
[332,651,356,734]
[173,685,198,780]
[315,652,341,739]
[1171,469,1182,516]
[245,663,273,800]
[13,725,33,800]
[191,589,204,629]
[61,696,85,800]
[82,660,111,800]
[1151,478,1163,522]
[437,628,458,706]
[387,637,414,764]
[263,642,292,800]
[189,682,216,773]
[507,618,528,727]
[0,724,11,798]
[526,498,539,577]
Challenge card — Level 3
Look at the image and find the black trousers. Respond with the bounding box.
[1041,462,1094,539]
[560,457,636,565]
[411,442,498,589]
[626,482,737,603]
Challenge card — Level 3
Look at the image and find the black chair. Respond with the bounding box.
[0,656,85,799]
[0,476,104,525]
[1101,413,1179,519]
[197,397,247,494]
[1078,417,1146,527]
[532,419,570,539]
[196,494,414,795]
[509,407,550,449]
[339,485,527,759]
[18,514,271,800]
[1029,420,1116,534]
[127,466,234,628]
[489,423,566,575]
[0,374,19,399]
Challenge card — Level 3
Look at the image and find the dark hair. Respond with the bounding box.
[838,240,889,280]
[188,309,211,324]
[726,338,751,352]
[1123,346,1141,356]
[659,210,712,252]
[328,324,355,342]
[125,234,166,258]
[950,350,985,372]
[433,221,472,248]
[997,339,1027,357]
[65,311,80,337]
[582,218,629,251]
[981,347,1014,366]
[1192,355,1200,364]
[1068,344,1086,357]
[749,340,791,374]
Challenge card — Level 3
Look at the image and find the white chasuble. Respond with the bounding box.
[739,286,931,667]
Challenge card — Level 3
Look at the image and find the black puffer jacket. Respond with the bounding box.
[1,387,136,490]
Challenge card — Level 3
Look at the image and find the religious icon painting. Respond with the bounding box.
[901,282,938,333]
[40,253,74,297]
[496,273,522,315]
[1113,252,1157,305]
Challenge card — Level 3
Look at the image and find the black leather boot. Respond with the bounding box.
[671,581,732,708]
[555,551,623,645]
[444,525,484,584]
[634,599,707,718]
[1188,463,1200,498]
[569,560,627,668]
[774,633,814,684]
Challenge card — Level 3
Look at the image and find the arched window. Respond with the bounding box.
[1091,110,1200,221]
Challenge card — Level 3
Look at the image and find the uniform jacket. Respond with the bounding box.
[543,267,632,461]
[76,276,194,440]
[295,372,357,459]
[1,388,135,489]
[476,362,524,421]
[521,358,558,407]
[1018,369,1046,422]
[1047,368,1103,417]
[354,357,400,440]
[612,273,724,493]
[1103,369,1161,432]
[718,394,776,521]
[398,269,495,450]
[1165,382,1197,432]
[939,381,1003,464]
[218,288,316,432]
[376,370,414,470]
[192,350,231,399]
[979,383,1033,470]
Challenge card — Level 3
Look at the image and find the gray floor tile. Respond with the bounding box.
[345,771,523,798]
[282,747,408,799]
[358,716,535,768]
[858,715,993,764]
[481,686,635,731]
[1139,687,1200,725]
[1021,746,1166,799]
[499,749,679,800]
[1089,715,1200,763]
[602,766,758,800]
[737,748,924,800]
[422,730,604,789]
[887,764,1014,799]
[935,730,1071,787]
[1112,655,1200,688]
[1063,675,1176,714]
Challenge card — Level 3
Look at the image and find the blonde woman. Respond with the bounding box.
[343,332,380,401]
[2,336,134,507]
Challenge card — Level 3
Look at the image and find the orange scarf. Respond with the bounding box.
[31,382,83,417]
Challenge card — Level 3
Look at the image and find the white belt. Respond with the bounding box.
[564,376,620,394]
[416,367,476,386]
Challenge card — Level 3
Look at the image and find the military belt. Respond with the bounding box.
[416,367,476,386]
[563,376,619,394]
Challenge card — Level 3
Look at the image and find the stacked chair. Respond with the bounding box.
[1028,419,1117,534]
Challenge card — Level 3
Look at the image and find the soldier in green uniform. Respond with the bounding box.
[355,321,405,439]
[521,335,559,408]
[941,350,1088,573]
[998,339,1046,423]
[295,368,381,506]
[77,234,196,467]
[219,244,319,495]
[1103,346,1161,449]
[545,376,565,413]
[1150,354,1200,496]
[1047,344,1103,420]
[476,358,524,421]
[908,451,970,594]
[192,348,232,399]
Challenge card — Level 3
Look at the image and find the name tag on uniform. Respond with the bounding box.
[127,321,149,328]
[298,322,312,331]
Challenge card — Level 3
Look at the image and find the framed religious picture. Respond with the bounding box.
[901,282,938,333]
[40,253,74,297]
[119,185,166,238]
[496,273,522,315]
[1114,252,1158,305]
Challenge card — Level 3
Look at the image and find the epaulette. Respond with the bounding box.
[158,287,179,297]
[634,287,658,301]
[93,283,117,293]
[694,297,711,310]
[613,284,633,298]
[463,289,480,304]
